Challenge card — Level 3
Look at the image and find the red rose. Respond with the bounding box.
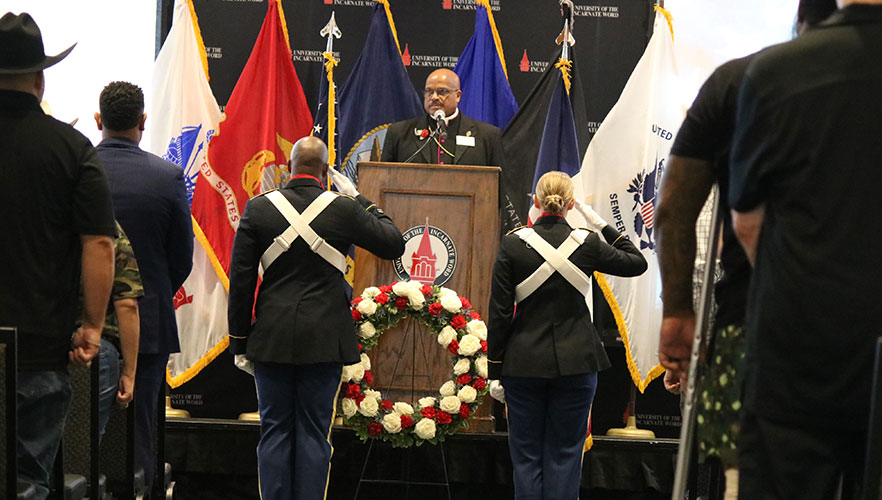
[358,342,363,351]
[459,404,470,419]
[421,285,434,296]
[459,296,471,309]
[381,400,394,411]
[447,339,459,355]
[352,297,363,305]
[379,285,391,293]
[469,311,481,320]
[436,411,452,424]
[368,423,383,436]
[346,384,360,399]
[400,415,414,429]
[363,370,373,385]
[472,377,486,391]
[481,340,488,352]
[420,129,430,138]
[457,374,472,385]
[450,315,467,330]
[375,293,389,305]
[352,310,362,321]
[421,407,436,419]
[428,303,443,316]
[395,297,408,311]
[355,394,365,405]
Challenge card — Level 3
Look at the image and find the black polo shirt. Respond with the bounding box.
[0,90,117,370]
[670,54,755,327]
[729,5,882,428]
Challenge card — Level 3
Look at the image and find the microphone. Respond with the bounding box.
[433,109,447,140]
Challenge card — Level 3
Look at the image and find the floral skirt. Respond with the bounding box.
[695,323,746,467]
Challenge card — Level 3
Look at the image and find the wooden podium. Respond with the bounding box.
[354,161,500,433]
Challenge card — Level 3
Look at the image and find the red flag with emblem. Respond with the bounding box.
[192,0,313,280]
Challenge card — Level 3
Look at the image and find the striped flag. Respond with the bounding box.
[147,0,224,387]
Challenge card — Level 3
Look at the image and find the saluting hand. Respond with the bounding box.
[574,199,608,230]
[328,168,359,197]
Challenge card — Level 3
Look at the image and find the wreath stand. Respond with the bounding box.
[353,317,452,500]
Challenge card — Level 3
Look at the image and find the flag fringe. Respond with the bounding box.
[593,271,665,392]
[324,52,338,168]
[554,58,573,94]
[653,4,675,42]
[186,0,211,81]
[276,0,292,53]
[166,335,230,388]
[374,0,402,55]
[475,0,509,81]
[193,216,230,291]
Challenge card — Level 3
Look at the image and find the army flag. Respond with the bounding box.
[569,7,683,392]
[148,0,224,387]
[336,0,422,182]
[453,0,518,130]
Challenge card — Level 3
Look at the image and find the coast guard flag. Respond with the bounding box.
[570,7,683,392]
[453,0,518,130]
[148,0,223,387]
[336,0,422,182]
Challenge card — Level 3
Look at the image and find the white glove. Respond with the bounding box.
[328,168,359,197]
[234,354,254,376]
[489,380,505,403]
[574,199,608,230]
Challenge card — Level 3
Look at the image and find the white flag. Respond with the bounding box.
[569,8,683,392]
[148,0,224,388]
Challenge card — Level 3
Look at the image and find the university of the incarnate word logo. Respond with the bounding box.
[442,0,453,9]
[627,152,664,251]
[163,124,215,205]
[401,43,411,66]
[519,50,529,72]
[393,219,457,286]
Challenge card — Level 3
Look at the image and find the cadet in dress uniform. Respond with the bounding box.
[488,171,647,500]
[228,137,404,500]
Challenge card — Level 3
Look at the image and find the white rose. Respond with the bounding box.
[438,287,457,298]
[437,326,457,347]
[358,396,379,417]
[415,418,436,440]
[466,320,487,341]
[341,398,357,418]
[392,281,412,296]
[364,389,382,401]
[453,358,471,376]
[350,366,365,383]
[407,289,425,310]
[440,294,462,313]
[475,356,489,379]
[458,334,482,356]
[360,353,372,371]
[358,322,376,339]
[439,380,456,397]
[382,413,402,434]
[392,402,414,416]
[439,395,462,414]
[356,299,377,317]
[418,397,436,409]
[361,287,381,300]
[341,365,353,382]
[458,385,477,403]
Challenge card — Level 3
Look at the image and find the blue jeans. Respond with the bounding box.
[17,369,72,500]
[97,338,121,440]
[503,373,598,500]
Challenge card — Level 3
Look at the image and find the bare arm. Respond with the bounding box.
[732,205,765,267]
[73,234,115,365]
[113,297,139,405]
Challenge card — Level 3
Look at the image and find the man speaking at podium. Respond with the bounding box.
[381,68,504,167]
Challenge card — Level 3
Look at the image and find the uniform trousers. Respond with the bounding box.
[503,372,598,500]
[254,361,343,500]
[134,352,169,488]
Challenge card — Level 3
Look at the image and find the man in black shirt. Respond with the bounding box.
[0,13,116,498]
[730,1,882,496]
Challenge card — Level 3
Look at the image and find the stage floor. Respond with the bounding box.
[166,417,678,500]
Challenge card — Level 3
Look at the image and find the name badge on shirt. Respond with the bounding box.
[456,135,476,147]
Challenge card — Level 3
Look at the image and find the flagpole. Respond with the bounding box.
[320,12,342,179]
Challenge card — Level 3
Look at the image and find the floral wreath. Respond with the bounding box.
[339,280,490,448]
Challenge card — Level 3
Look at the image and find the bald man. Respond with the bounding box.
[381,68,504,167]
[228,136,404,500]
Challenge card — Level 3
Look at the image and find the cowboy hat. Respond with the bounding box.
[0,12,75,74]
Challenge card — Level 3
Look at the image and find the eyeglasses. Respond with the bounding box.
[423,88,455,98]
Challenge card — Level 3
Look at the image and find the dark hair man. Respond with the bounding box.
[0,12,116,498]
[94,80,194,492]
[228,136,404,500]
[381,68,504,167]
[726,0,881,496]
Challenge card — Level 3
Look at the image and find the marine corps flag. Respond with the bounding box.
[148,0,223,387]
[187,0,313,380]
[453,0,518,130]
[570,7,683,392]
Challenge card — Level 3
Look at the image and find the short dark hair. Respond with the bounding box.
[99,81,144,131]
[798,0,837,27]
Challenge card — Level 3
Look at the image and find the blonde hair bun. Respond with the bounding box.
[535,171,574,215]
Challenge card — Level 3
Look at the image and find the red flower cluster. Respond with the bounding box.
[352,310,362,321]
[352,297,363,306]
[469,311,481,321]
[447,339,459,355]
[369,423,383,436]
[421,406,436,419]
[459,404,470,419]
[450,315,467,330]
[459,296,471,309]
[355,394,365,405]
[381,400,394,411]
[375,293,389,305]
[401,415,414,429]
[419,128,430,138]
[363,370,373,385]
[421,285,434,296]
[472,377,486,391]
[346,383,360,399]
[436,410,452,424]
[481,340,488,352]
[457,374,472,385]
[428,303,443,316]
[395,297,408,311]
